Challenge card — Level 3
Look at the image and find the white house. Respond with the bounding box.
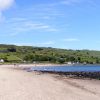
[0,59,4,63]
[67,62,72,65]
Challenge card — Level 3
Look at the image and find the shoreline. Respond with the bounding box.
[1,64,100,80]
[36,70,100,80]
[0,65,100,100]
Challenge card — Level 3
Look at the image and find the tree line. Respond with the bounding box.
[0,44,100,64]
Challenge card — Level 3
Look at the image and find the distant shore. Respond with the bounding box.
[0,63,67,68]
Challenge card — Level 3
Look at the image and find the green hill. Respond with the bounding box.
[0,44,100,64]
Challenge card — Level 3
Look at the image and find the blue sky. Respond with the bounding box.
[0,0,100,50]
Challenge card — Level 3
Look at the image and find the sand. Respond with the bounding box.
[0,65,100,100]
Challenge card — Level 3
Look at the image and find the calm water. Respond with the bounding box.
[30,65,100,72]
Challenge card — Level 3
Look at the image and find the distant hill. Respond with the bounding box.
[0,44,100,64]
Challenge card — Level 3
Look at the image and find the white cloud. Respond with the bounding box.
[0,0,15,22]
[25,22,49,29]
[10,17,26,21]
[63,38,80,42]
[60,0,96,6]
[9,41,55,47]
[11,41,54,47]
[42,16,51,20]
[61,0,83,5]
[6,19,58,36]
[36,41,55,46]
[12,43,34,46]
[0,12,4,22]
[0,0,15,11]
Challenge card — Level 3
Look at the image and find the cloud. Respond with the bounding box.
[60,0,96,6]
[61,0,83,5]
[63,38,80,42]
[11,43,34,46]
[26,2,64,20]
[0,0,15,11]
[14,22,57,33]
[0,12,4,22]
[36,41,55,46]
[10,17,26,21]
[0,0,15,22]
[10,41,55,47]
[6,19,58,36]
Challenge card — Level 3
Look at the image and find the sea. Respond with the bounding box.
[30,65,100,72]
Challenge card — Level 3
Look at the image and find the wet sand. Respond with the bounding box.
[0,65,100,100]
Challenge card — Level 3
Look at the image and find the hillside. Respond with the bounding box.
[0,44,100,64]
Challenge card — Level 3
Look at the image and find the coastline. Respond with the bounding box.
[1,64,100,80]
[1,63,100,69]
[0,63,67,69]
[0,64,100,100]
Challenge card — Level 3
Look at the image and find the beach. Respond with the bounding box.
[0,65,100,100]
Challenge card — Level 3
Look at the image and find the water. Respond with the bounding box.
[30,65,100,72]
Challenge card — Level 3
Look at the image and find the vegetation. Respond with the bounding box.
[0,44,100,64]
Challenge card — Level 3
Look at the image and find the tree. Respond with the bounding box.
[7,48,16,52]
[58,58,65,64]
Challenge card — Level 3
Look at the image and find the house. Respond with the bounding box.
[67,62,72,65]
[0,59,4,63]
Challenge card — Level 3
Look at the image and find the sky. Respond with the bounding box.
[0,0,100,50]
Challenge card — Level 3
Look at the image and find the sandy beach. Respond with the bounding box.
[0,65,100,100]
